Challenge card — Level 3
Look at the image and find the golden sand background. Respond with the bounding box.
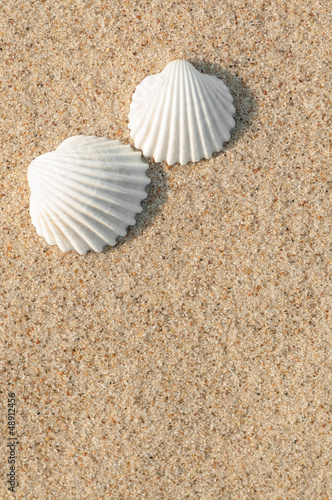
[0,0,331,498]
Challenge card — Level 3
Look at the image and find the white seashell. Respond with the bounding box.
[128,59,236,166]
[28,135,150,254]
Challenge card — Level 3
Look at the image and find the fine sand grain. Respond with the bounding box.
[0,1,331,498]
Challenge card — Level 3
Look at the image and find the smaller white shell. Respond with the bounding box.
[28,135,150,254]
[128,59,236,165]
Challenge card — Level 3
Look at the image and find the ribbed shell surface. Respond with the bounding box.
[28,136,150,254]
[128,59,236,165]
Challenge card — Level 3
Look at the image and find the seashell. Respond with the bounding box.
[128,59,236,166]
[28,135,150,254]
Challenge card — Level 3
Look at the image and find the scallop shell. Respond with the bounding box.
[28,135,150,254]
[128,59,236,166]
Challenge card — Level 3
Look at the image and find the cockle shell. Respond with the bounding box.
[28,135,150,254]
[128,59,236,166]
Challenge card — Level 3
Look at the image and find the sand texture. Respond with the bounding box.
[0,0,331,498]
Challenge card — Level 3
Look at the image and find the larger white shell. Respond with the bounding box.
[28,135,150,254]
[128,59,236,166]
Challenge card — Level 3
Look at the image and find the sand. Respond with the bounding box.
[0,0,331,498]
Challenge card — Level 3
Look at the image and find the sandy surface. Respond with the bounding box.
[0,0,331,498]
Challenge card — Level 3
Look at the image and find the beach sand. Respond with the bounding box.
[0,1,331,498]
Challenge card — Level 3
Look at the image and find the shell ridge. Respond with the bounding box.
[57,136,120,152]
[137,71,170,160]
[152,63,176,162]
[129,78,166,147]
[42,194,120,247]
[32,155,147,178]
[204,74,235,106]
[65,145,143,159]
[178,62,187,165]
[183,64,197,165]
[34,205,57,243]
[165,59,181,165]
[34,174,143,221]
[198,75,230,146]
[31,161,150,191]
[204,76,236,117]
[32,201,56,245]
[187,66,210,161]
[36,179,133,232]
[37,209,56,244]
[41,211,74,252]
[139,74,172,157]
[196,77,232,147]
[30,165,150,200]
[47,207,112,253]
[38,205,64,246]
[42,199,107,253]
[55,152,142,164]
[44,183,135,241]
[192,69,223,157]
[203,78,236,137]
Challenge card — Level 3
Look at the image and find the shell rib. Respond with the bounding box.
[28,135,150,254]
[128,59,236,165]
